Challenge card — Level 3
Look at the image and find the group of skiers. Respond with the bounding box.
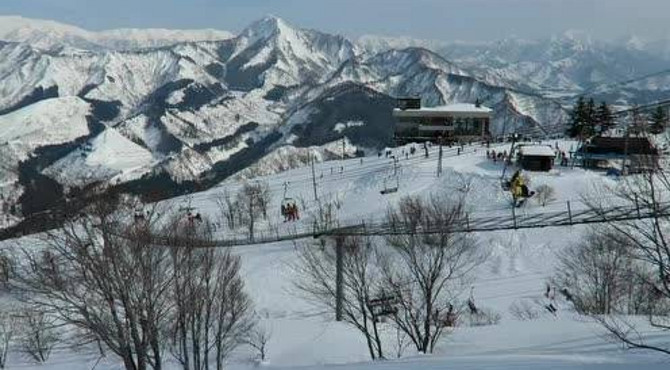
[281,203,300,222]
[486,149,511,163]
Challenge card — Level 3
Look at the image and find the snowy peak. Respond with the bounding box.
[223,15,356,90]
[239,15,292,45]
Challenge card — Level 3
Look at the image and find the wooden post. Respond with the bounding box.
[335,235,344,322]
[567,201,573,225]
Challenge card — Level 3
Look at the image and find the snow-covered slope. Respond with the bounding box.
[0,96,90,156]
[1,15,654,231]
[0,15,233,51]
[2,141,669,370]
[0,97,91,226]
[44,127,154,187]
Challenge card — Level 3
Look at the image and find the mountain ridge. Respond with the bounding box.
[1,15,664,235]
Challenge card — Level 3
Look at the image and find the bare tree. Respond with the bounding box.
[582,169,670,355]
[293,235,386,360]
[381,195,482,354]
[20,308,60,363]
[552,229,633,315]
[310,196,340,233]
[237,182,271,240]
[255,181,272,220]
[243,317,272,363]
[216,190,237,230]
[11,195,173,370]
[534,184,556,207]
[166,216,253,370]
[0,308,17,369]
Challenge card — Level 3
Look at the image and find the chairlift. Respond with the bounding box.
[380,159,400,195]
[367,293,400,320]
[133,207,146,222]
[178,205,202,223]
[281,197,296,213]
[380,176,399,195]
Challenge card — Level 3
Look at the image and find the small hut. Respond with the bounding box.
[518,145,555,171]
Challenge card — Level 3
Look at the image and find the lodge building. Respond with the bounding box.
[393,98,492,144]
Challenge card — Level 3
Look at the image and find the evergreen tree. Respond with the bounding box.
[583,98,597,137]
[650,106,668,134]
[595,101,614,134]
[567,97,586,138]
[629,105,646,136]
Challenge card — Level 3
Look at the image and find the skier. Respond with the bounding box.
[287,203,295,222]
[544,284,558,315]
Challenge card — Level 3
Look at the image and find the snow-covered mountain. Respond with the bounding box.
[359,32,670,102]
[2,16,635,234]
[0,15,233,51]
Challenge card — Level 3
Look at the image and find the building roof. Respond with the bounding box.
[519,145,555,157]
[393,103,492,114]
[577,137,659,156]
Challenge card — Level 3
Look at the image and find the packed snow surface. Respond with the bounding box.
[2,140,669,370]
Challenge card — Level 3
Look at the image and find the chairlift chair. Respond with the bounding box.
[281,197,297,216]
[380,161,400,195]
[133,207,146,222]
[380,177,399,195]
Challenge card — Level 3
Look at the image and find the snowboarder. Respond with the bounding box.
[510,170,534,207]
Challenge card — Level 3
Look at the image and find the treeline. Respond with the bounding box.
[566,97,615,138]
[567,97,669,138]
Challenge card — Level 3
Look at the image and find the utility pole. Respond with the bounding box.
[335,235,344,322]
[310,153,318,202]
[437,144,443,177]
[622,110,633,175]
[393,156,399,177]
[341,137,346,161]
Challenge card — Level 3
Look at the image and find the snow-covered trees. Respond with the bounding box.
[650,106,669,134]
[568,97,614,138]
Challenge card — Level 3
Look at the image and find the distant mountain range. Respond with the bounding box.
[359,31,670,104]
[0,15,667,231]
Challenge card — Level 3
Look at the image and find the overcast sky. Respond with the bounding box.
[1,0,669,42]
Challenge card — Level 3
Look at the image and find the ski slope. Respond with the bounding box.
[1,140,669,370]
